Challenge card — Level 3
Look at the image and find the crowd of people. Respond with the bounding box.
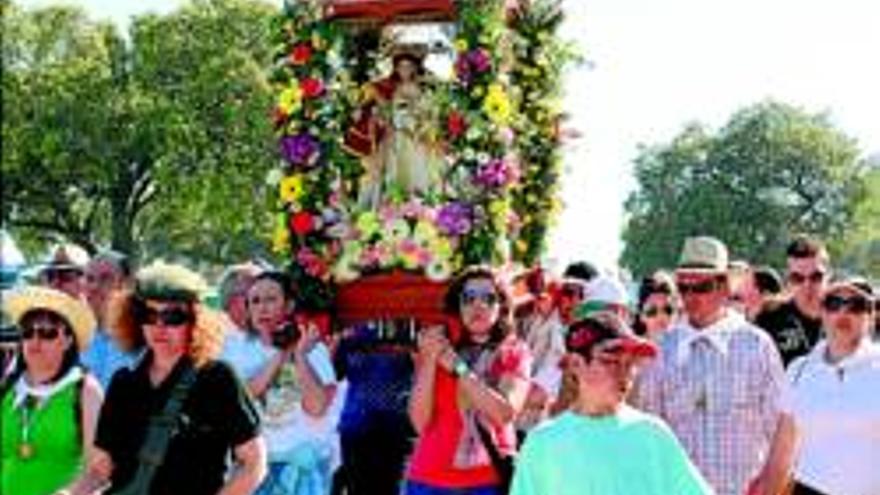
[0,234,877,495]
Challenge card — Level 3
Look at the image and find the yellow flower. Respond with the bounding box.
[356,212,380,237]
[431,238,453,258]
[272,215,290,253]
[311,32,324,50]
[483,84,512,125]
[516,239,529,253]
[278,82,303,115]
[279,174,305,204]
[454,38,469,53]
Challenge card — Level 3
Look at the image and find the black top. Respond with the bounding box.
[96,355,261,495]
[755,300,822,366]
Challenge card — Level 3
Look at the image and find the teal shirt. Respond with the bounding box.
[511,407,714,495]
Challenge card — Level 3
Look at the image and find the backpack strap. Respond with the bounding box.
[115,363,198,495]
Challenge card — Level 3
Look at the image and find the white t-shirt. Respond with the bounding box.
[781,338,880,495]
[221,331,340,463]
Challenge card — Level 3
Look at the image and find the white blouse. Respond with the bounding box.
[782,338,880,495]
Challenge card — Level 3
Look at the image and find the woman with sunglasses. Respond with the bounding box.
[1,286,102,495]
[634,271,681,342]
[231,270,338,495]
[753,278,880,495]
[67,261,266,495]
[405,266,532,495]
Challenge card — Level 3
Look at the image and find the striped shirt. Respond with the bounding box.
[632,311,785,495]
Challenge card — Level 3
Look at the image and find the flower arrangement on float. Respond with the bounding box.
[268,0,575,309]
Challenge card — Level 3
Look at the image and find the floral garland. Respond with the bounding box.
[269,0,571,308]
[508,0,579,265]
[269,0,357,309]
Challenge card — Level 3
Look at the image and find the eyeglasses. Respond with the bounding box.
[642,304,675,318]
[823,294,871,314]
[141,307,193,327]
[45,269,83,284]
[460,288,500,307]
[788,271,825,285]
[676,279,719,295]
[21,324,63,341]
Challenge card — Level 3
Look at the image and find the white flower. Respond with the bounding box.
[265,168,284,186]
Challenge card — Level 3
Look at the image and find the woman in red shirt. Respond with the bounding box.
[406,266,533,495]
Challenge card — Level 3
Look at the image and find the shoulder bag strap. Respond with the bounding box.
[115,364,198,495]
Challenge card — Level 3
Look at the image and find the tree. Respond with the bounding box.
[621,101,868,276]
[2,0,278,263]
[835,161,880,280]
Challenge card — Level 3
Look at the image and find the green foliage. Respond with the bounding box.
[2,0,277,264]
[621,101,868,276]
[508,0,580,265]
[835,163,880,280]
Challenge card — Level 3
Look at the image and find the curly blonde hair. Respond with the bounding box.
[107,261,223,368]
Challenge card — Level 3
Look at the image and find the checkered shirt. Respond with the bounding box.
[632,311,786,495]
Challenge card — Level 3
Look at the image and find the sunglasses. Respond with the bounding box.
[21,324,63,341]
[676,279,720,295]
[141,307,193,327]
[823,294,871,314]
[46,269,83,284]
[460,288,500,307]
[788,271,825,285]
[642,304,675,318]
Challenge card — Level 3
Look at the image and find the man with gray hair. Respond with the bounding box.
[218,262,263,367]
[80,249,139,388]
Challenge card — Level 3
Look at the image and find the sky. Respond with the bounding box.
[20,0,880,272]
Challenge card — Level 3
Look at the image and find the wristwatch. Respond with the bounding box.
[452,356,470,378]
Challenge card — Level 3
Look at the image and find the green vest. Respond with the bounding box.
[1,377,82,495]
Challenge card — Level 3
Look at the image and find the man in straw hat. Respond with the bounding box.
[632,236,787,495]
[511,312,712,495]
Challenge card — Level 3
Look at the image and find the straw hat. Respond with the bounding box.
[135,260,209,303]
[676,236,729,274]
[3,286,96,350]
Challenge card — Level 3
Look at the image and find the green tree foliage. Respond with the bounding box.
[621,101,868,276]
[836,162,880,280]
[2,0,277,263]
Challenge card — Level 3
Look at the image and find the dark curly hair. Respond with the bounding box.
[444,265,514,348]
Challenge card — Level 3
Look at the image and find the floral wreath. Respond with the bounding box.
[268,0,574,310]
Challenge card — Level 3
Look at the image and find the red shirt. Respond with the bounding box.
[407,337,531,487]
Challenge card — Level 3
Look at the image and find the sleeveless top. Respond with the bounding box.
[0,368,83,495]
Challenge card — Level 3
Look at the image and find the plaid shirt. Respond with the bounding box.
[632,311,786,495]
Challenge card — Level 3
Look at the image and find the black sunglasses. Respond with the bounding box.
[642,304,675,318]
[676,279,720,295]
[823,294,871,314]
[788,271,825,285]
[140,307,194,327]
[21,324,63,341]
[460,288,500,307]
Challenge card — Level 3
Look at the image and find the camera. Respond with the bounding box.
[270,322,301,349]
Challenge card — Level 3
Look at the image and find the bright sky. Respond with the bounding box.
[22,0,880,272]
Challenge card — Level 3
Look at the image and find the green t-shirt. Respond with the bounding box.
[511,406,714,495]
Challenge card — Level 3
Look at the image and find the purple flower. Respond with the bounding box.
[468,49,492,73]
[475,158,514,188]
[436,202,473,236]
[280,133,319,166]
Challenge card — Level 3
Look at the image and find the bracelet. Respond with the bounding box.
[452,356,470,378]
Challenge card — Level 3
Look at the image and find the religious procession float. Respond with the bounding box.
[268,0,576,341]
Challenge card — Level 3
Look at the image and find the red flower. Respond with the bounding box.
[301,77,325,99]
[447,111,466,138]
[290,212,315,236]
[290,43,313,65]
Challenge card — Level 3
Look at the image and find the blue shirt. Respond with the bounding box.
[80,328,139,390]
